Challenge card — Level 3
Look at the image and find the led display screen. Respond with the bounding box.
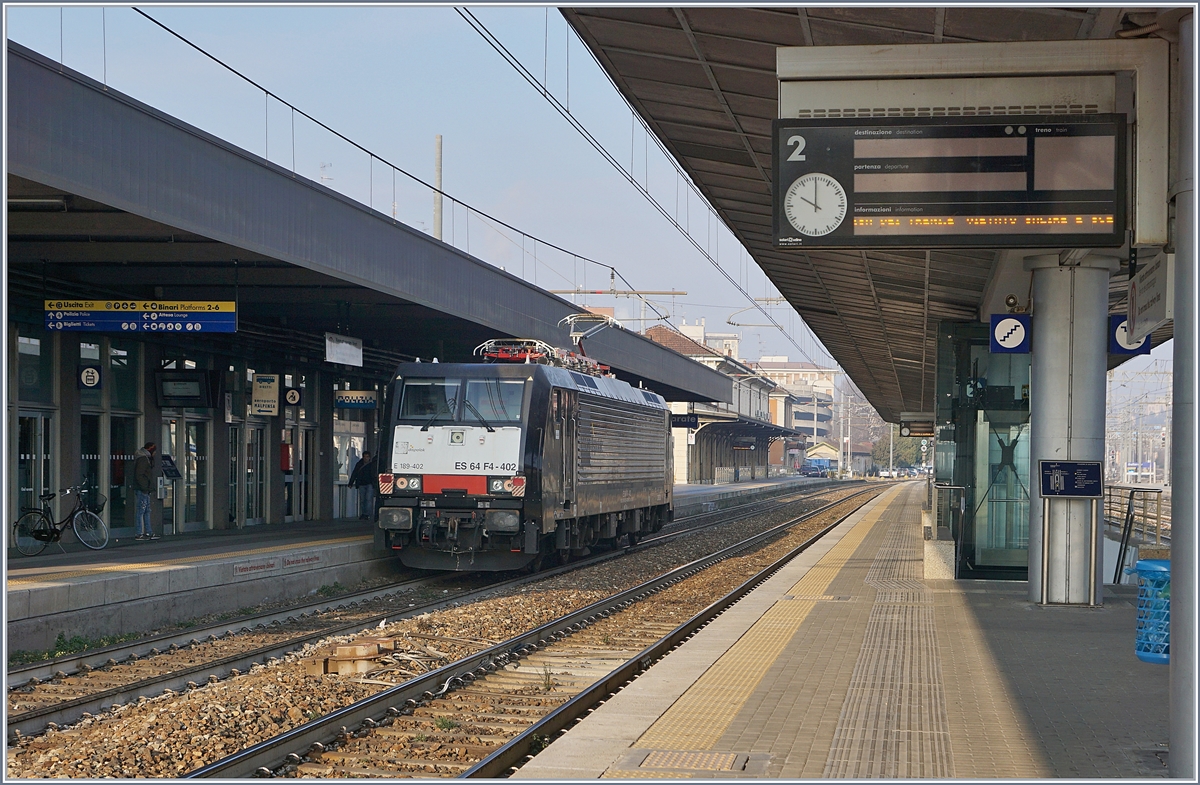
[772,115,1126,249]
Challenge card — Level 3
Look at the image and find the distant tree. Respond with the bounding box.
[871,426,923,468]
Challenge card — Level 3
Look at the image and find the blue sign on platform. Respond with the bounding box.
[1109,314,1151,355]
[671,413,699,429]
[45,311,237,333]
[1040,460,1103,497]
[43,300,237,333]
[990,313,1031,354]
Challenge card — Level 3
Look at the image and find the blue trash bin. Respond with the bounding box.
[1132,559,1170,664]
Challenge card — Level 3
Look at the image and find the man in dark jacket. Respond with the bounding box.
[349,451,377,520]
[133,442,159,540]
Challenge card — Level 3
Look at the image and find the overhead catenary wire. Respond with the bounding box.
[456,8,829,367]
[129,7,671,328]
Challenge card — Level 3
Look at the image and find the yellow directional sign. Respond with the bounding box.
[44,300,236,313]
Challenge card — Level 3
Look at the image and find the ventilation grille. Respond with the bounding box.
[794,104,1100,119]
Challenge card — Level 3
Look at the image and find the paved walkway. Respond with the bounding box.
[517,484,1171,779]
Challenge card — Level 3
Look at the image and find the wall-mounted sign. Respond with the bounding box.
[671,413,700,429]
[326,332,363,367]
[334,390,377,409]
[1109,315,1151,356]
[78,365,102,390]
[44,300,237,333]
[772,115,1126,249]
[283,387,303,407]
[156,370,220,408]
[1040,460,1103,497]
[252,374,280,416]
[1128,252,1174,343]
[990,313,1031,354]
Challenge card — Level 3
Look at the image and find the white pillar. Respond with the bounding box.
[1026,253,1117,604]
[1170,13,1195,780]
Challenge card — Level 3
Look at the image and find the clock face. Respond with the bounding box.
[783,173,848,236]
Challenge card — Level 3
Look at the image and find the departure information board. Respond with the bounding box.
[772,115,1126,249]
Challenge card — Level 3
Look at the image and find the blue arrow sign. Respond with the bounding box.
[45,310,237,333]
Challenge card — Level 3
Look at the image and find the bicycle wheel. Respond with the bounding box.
[72,510,109,550]
[13,512,50,557]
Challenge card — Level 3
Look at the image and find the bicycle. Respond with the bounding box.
[12,485,109,556]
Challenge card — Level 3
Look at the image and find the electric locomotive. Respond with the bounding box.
[375,340,673,571]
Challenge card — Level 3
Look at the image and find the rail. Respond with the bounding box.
[8,481,862,740]
[183,487,882,778]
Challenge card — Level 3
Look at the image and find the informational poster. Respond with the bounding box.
[252,374,280,416]
[325,332,363,367]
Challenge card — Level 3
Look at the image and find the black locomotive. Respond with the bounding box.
[375,340,673,571]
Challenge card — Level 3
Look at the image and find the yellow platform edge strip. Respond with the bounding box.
[6,535,372,586]
[636,486,902,751]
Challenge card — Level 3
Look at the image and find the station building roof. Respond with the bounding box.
[563,7,1178,422]
[6,42,731,404]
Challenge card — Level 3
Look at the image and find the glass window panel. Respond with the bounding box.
[17,329,54,404]
[110,339,139,410]
[185,422,208,523]
[110,416,139,528]
[81,414,101,500]
[464,380,525,422]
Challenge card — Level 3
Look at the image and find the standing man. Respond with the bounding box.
[133,442,160,541]
[350,451,377,520]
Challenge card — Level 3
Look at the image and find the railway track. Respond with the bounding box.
[5,481,869,750]
[185,487,885,779]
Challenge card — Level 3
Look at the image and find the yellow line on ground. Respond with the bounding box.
[635,486,902,751]
[5,535,372,586]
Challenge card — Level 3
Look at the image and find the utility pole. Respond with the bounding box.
[433,135,443,241]
[889,422,894,476]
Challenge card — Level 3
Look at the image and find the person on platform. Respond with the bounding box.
[133,442,160,541]
[350,451,377,520]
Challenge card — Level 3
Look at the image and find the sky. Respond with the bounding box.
[4,4,834,367]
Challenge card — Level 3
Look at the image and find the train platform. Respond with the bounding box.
[517,483,1171,779]
[5,478,826,653]
[5,518,388,653]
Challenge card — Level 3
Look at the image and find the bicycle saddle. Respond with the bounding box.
[39,492,56,502]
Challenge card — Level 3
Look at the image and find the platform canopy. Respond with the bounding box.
[6,42,731,404]
[563,7,1175,421]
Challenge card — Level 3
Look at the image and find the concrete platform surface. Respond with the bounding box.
[516,483,1171,779]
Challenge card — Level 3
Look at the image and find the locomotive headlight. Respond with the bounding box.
[395,477,409,490]
[503,479,515,492]
[378,508,413,531]
[489,479,505,493]
[484,510,520,532]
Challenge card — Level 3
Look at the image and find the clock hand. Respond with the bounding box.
[799,195,818,209]
[813,181,820,211]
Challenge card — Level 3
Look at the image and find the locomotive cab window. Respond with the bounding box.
[464,380,525,422]
[399,380,459,421]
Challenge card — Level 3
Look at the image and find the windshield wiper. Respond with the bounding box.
[462,399,496,432]
[420,397,456,431]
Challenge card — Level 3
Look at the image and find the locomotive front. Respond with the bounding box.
[376,365,537,570]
